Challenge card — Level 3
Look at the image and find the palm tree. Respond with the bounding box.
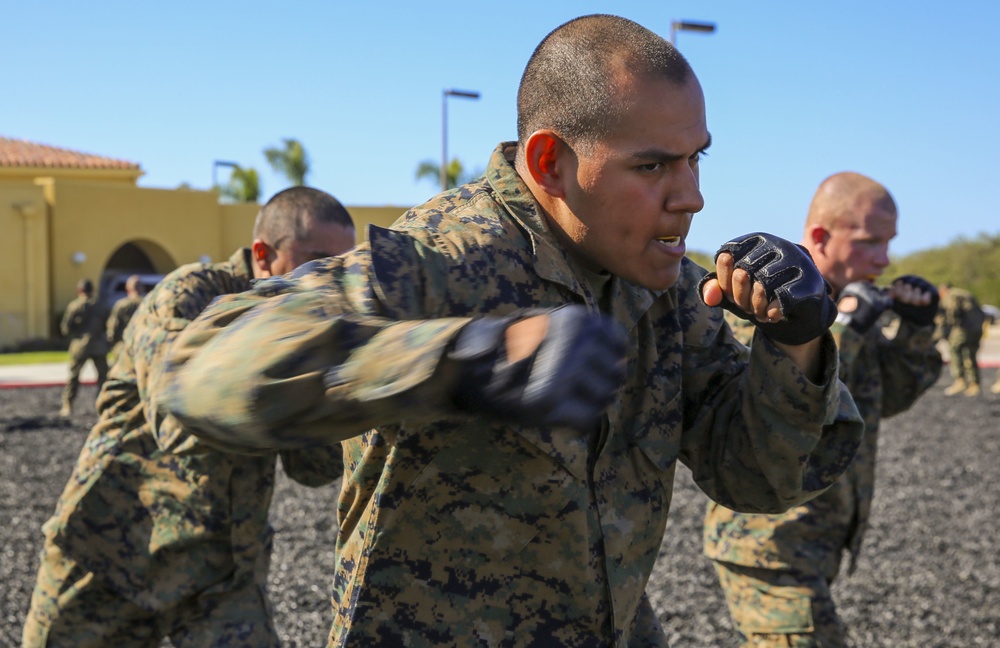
[264,138,309,186]
[416,157,476,190]
[218,166,261,203]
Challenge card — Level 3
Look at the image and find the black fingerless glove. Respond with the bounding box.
[698,232,837,345]
[890,275,939,327]
[835,282,892,333]
[449,305,627,431]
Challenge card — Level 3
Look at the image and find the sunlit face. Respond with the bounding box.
[550,75,709,291]
[820,200,897,294]
[268,222,356,276]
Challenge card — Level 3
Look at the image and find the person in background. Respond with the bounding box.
[106,274,146,350]
[59,278,109,417]
[24,186,356,647]
[938,282,985,396]
[158,15,863,645]
[705,171,943,647]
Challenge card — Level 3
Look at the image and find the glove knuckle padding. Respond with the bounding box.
[837,282,891,333]
[890,275,939,327]
[452,305,626,430]
[710,232,836,345]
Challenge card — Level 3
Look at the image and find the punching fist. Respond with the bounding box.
[835,282,893,333]
[449,305,627,431]
[889,275,939,327]
[699,232,837,346]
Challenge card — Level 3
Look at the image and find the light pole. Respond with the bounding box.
[212,160,239,190]
[441,89,480,191]
[669,20,716,46]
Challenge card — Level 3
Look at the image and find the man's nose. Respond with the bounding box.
[666,166,704,214]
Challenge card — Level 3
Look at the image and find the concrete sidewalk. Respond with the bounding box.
[0,362,98,389]
[2,326,999,389]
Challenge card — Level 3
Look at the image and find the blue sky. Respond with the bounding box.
[4,1,998,257]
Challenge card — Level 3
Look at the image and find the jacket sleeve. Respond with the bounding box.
[106,301,121,345]
[157,245,472,453]
[61,300,82,337]
[854,318,942,419]
[677,278,865,514]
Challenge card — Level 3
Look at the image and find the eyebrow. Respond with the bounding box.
[631,133,712,163]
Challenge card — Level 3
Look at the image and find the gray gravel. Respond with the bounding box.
[3,373,999,647]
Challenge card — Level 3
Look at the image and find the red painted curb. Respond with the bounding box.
[0,380,96,390]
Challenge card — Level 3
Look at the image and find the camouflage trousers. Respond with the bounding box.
[61,352,109,407]
[947,340,980,386]
[23,540,279,648]
[712,561,848,648]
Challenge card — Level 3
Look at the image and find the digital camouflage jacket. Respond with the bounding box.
[705,314,942,578]
[106,294,143,347]
[41,248,342,612]
[161,143,864,647]
[60,294,109,357]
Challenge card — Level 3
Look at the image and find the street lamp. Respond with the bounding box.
[442,89,480,191]
[212,160,240,190]
[670,20,716,46]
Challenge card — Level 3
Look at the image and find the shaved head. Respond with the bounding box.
[805,172,897,234]
[517,14,693,151]
[253,186,354,251]
[125,274,144,296]
[802,171,898,293]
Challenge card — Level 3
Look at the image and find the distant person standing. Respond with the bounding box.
[106,274,146,349]
[938,282,985,396]
[59,278,109,416]
[704,171,942,647]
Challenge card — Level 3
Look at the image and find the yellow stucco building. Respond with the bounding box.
[0,136,406,349]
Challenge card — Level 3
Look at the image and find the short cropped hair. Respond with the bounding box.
[125,274,144,295]
[805,172,897,232]
[77,278,94,295]
[517,14,693,148]
[253,186,355,250]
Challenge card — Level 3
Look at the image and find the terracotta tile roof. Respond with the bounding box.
[0,136,141,171]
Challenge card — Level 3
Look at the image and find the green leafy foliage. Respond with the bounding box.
[217,166,261,203]
[685,250,714,272]
[264,138,309,187]
[415,158,481,190]
[884,233,1000,307]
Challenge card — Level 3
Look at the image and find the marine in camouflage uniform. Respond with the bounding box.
[704,172,942,647]
[160,119,865,645]
[105,275,145,349]
[59,279,109,416]
[24,187,356,647]
[938,283,985,396]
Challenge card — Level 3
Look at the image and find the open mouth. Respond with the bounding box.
[655,236,682,247]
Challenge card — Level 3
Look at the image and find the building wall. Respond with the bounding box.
[0,176,411,348]
[0,181,50,344]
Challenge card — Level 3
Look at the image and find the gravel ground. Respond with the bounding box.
[2,372,999,647]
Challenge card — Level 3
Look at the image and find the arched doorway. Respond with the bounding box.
[99,239,176,307]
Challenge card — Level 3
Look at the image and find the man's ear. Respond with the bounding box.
[807,225,829,254]
[523,130,571,198]
[250,239,273,278]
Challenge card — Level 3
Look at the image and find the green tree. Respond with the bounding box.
[264,138,309,186]
[884,232,1000,307]
[685,250,713,271]
[218,165,261,203]
[415,157,479,190]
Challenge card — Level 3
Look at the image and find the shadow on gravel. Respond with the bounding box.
[2,416,75,432]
